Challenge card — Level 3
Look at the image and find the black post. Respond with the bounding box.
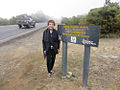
[83,45,91,86]
[62,41,67,76]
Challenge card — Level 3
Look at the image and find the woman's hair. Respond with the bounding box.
[48,20,55,26]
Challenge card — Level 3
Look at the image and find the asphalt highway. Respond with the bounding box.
[0,23,47,40]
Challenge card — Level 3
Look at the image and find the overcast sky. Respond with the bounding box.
[0,0,119,19]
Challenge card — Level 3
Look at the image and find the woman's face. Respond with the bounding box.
[48,23,54,30]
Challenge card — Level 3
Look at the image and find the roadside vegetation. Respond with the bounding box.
[61,1,120,38]
[0,11,50,26]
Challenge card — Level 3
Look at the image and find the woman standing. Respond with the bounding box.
[42,20,60,77]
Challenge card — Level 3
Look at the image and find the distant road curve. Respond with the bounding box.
[0,23,47,45]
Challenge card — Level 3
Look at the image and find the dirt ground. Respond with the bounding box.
[0,27,120,90]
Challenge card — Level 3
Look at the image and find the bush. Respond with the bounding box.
[86,2,120,34]
[61,2,120,38]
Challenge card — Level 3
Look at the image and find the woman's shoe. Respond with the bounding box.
[48,73,51,77]
[50,70,54,74]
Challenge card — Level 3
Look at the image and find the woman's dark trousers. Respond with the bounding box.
[46,49,56,73]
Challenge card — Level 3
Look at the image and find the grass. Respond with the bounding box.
[55,64,62,78]
[34,77,38,80]
[34,83,46,90]
[69,76,74,81]
[27,39,120,89]
[28,54,40,64]
[71,73,76,77]
[24,72,28,75]
[93,70,101,75]
[2,36,119,90]
[68,73,76,81]
[0,79,9,87]
[56,70,62,78]
[92,64,96,67]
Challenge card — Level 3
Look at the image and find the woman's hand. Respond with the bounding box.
[57,49,60,53]
[44,50,46,54]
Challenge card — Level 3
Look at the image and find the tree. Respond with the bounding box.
[105,0,111,6]
[0,18,9,26]
[31,11,49,23]
[9,16,17,25]
[86,2,120,34]
[61,15,86,25]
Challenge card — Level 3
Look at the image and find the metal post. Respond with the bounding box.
[62,41,67,76]
[83,45,91,86]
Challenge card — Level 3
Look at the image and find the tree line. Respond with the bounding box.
[61,2,120,38]
[0,11,50,26]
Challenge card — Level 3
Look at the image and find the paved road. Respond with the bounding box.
[0,23,47,40]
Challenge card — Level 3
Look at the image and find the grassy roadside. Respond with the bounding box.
[34,38,120,90]
[1,39,120,90]
[0,24,120,90]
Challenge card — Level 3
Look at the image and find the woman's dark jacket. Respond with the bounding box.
[42,28,60,54]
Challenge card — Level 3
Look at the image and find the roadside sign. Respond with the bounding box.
[58,25,100,86]
[58,25,100,47]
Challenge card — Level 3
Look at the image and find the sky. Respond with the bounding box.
[0,0,119,19]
